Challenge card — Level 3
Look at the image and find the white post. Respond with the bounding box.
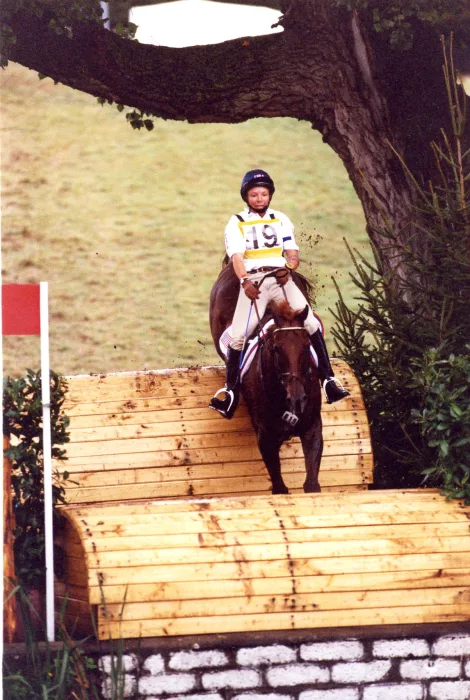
[100,2,110,30]
[40,281,54,642]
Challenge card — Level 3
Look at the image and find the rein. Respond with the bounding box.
[251,267,291,337]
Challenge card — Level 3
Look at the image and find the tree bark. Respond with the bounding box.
[4,2,468,288]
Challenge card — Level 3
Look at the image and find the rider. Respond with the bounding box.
[209,169,349,419]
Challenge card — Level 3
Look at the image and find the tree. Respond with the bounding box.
[1,0,469,292]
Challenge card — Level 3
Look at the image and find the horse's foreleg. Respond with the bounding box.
[258,431,288,495]
[301,415,323,493]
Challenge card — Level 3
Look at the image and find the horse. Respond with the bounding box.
[209,263,323,494]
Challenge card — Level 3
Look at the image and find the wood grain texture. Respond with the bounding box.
[55,368,469,640]
[59,490,470,639]
[56,365,373,504]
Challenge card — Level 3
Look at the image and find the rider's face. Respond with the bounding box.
[247,187,271,212]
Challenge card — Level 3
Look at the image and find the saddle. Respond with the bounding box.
[219,313,323,381]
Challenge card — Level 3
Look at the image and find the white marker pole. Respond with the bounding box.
[40,281,54,642]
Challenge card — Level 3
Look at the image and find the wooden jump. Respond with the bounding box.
[55,364,470,639]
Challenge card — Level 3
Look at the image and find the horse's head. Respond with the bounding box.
[269,302,314,423]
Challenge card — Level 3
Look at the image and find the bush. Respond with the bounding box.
[411,348,470,502]
[331,38,470,501]
[3,369,70,590]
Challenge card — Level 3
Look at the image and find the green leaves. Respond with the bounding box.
[125,109,154,131]
[333,0,467,50]
[3,369,70,590]
[411,348,470,502]
[331,40,470,501]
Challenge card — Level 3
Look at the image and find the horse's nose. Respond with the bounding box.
[287,384,307,417]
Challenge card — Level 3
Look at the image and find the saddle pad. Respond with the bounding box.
[219,317,322,380]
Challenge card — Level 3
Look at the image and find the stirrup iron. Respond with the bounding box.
[209,387,237,418]
[322,377,349,404]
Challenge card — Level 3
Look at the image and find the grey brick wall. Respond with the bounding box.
[97,633,470,699]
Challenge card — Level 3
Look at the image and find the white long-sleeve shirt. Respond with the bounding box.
[224,207,299,272]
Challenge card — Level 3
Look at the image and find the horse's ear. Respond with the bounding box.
[297,305,309,326]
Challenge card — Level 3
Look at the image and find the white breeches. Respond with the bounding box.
[229,272,321,351]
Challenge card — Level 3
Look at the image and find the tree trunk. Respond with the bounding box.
[4,1,468,292]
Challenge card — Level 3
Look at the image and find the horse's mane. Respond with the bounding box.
[269,300,302,322]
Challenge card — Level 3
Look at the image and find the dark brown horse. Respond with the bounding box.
[209,264,323,494]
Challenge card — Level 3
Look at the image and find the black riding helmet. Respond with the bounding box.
[240,169,275,202]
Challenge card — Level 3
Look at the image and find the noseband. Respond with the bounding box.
[272,327,306,334]
[269,326,310,426]
[272,326,309,383]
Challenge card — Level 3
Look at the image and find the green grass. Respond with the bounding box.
[1,63,369,376]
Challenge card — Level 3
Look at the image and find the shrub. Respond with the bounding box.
[3,369,70,590]
[411,348,470,502]
[331,37,470,500]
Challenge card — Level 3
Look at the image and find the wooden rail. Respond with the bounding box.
[60,489,470,639]
[54,364,470,639]
[56,362,373,503]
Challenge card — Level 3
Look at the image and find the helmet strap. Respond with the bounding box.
[249,206,269,216]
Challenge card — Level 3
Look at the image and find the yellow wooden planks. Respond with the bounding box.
[89,569,470,604]
[60,366,470,641]
[63,362,359,403]
[65,419,368,445]
[61,488,463,518]
[68,407,368,430]
[61,431,371,460]
[61,454,371,487]
[58,490,470,639]
[99,586,470,622]
[58,363,372,505]
[78,522,470,553]
[57,441,372,475]
[62,470,369,505]
[69,551,470,588]
[73,509,470,539]
[97,605,469,639]
[65,393,367,418]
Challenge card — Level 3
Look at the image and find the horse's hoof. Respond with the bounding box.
[272,486,289,495]
[304,483,321,493]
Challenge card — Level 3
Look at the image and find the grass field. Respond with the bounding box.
[1,63,369,377]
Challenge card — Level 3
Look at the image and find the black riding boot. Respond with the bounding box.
[209,347,242,419]
[309,330,350,404]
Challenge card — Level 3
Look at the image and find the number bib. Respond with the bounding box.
[238,218,283,258]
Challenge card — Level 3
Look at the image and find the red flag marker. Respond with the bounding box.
[2,284,41,335]
[2,282,55,642]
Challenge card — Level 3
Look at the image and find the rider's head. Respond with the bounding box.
[240,169,275,215]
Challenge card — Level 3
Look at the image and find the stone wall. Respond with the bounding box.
[97,629,470,700]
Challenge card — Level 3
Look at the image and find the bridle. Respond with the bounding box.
[272,326,310,388]
[258,325,311,426]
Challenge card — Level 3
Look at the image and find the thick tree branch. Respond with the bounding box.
[5,10,309,123]
[7,2,464,298]
[3,7,411,254]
